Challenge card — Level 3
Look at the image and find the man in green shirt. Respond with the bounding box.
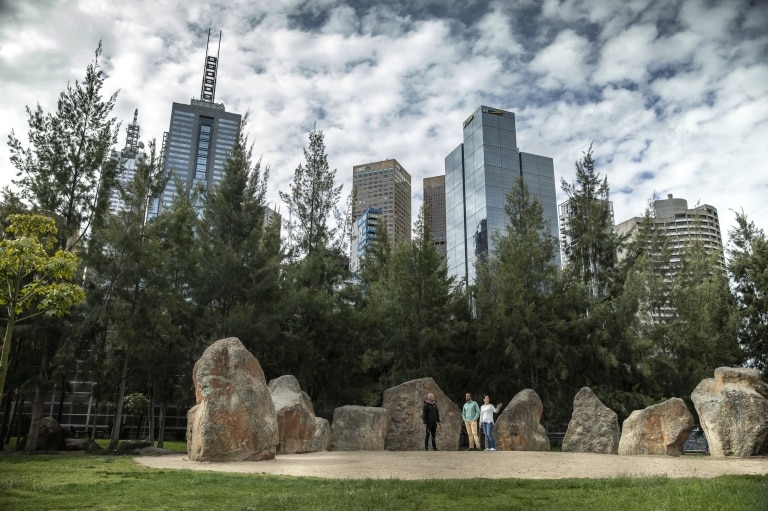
[462,392,481,451]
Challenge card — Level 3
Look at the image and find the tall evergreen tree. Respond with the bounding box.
[279,125,343,259]
[473,177,567,422]
[194,127,282,352]
[728,212,768,370]
[8,42,120,250]
[560,144,622,300]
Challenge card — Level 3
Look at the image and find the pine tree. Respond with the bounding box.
[279,125,342,259]
[560,144,622,300]
[728,212,768,370]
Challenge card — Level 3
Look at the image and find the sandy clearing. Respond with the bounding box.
[134,451,768,480]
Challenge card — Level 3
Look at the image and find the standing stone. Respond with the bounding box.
[495,389,550,451]
[187,337,278,461]
[618,398,693,456]
[381,378,462,451]
[562,387,619,454]
[34,417,68,451]
[269,375,316,454]
[330,405,388,451]
[312,417,331,452]
[691,367,768,457]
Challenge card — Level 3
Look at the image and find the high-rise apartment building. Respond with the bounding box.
[350,159,411,269]
[558,198,615,266]
[616,194,725,269]
[423,175,447,257]
[444,106,560,285]
[152,32,241,217]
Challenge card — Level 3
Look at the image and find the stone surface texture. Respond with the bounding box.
[495,389,550,451]
[562,387,620,454]
[618,398,693,456]
[330,405,388,450]
[186,337,278,461]
[268,375,317,454]
[381,378,462,451]
[691,367,768,457]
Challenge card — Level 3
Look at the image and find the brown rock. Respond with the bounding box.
[330,405,388,451]
[269,375,316,454]
[618,398,693,456]
[691,367,768,457]
[381,378,462,451]
[186,337,278,461]
[562,387,619,454]
[495,389,549,451]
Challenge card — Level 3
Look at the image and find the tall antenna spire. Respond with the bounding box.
[125,108,140,154]
[200,29,221,103]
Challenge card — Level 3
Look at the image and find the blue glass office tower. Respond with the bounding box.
[152,99,240,215]
[445,106,560,286]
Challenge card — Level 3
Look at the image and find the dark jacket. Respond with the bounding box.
[422,400,440,424]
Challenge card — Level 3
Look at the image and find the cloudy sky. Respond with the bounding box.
[1,0,766,247]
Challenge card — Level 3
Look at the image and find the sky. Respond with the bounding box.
[1,0,767,249]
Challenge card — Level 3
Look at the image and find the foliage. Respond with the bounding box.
[728,211,768,371]
[279,125,343,259]
[560,143,623,300]
[0,214,85,400]
[7,42,120,250]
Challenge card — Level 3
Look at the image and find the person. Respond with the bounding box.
[461,392,481,451]
[479,395,503,451]
[422,392,440,451]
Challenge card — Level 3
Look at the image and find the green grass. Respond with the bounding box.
[0,454,766,511]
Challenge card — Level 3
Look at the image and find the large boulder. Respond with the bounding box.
[330,405,388,450]
[691,367,768,457]
[495,389,549,451]
[618,398,693,456]
[312,417,331,452]
[268,375,316,454]
[562,387,619,454]
[34,417,68,451]
[381,378,462,451]
[186,337,278,461]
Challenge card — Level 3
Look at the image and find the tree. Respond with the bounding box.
[279,125,343,259]
[194,127,282,349]
[0,214,85,405]
[472,177,567,422]
[8,42,120,251]
[560,144,622,300]
[728,212,768,370]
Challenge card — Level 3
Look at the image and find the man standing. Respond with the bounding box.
[462,392,481,450]
[422,392,440,451]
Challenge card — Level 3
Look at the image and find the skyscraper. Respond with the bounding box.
[108,108,145,215]
[350,159,411,270]
[423,175,446,258]
[444,106,560,285]
[152,31,241,216]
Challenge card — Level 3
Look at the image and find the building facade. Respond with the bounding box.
[108,109,146,216]
[351,159,412,265]
[153,99,240,215]
[350,207,383,273]
[423,175,447,258]
[616,194,725,270]
[444,106,560,285]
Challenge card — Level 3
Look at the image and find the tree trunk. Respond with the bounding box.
[24,344,51,452]
[107,349,129,452]
[157,401,166,449]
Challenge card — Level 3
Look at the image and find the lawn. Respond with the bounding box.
[0,454,766,511]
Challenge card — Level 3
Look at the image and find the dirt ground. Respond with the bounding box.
[135,450,768,480]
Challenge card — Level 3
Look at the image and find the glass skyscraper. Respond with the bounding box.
[152,99,240,216]
[444,106,560,286]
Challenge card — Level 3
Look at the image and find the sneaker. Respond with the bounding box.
[489,447,496,451]
[484,448,489,451]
